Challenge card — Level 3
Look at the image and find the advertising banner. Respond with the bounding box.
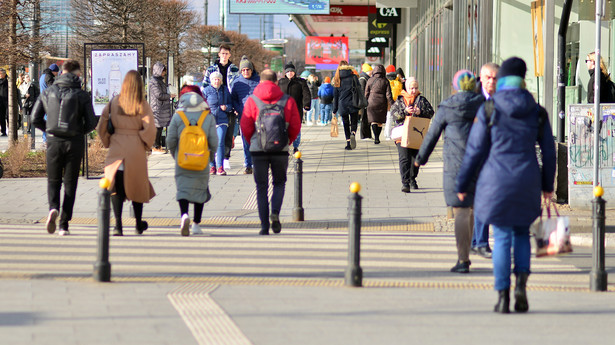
[91,49,139,115]
[305,36,349,65]
[368,13,392,38]
[230,0,329,14]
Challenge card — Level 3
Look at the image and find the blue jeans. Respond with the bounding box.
[492,225,531,291]
[293,131,301,149]
[212,125,227,169]
[242,135,252,168]
[307,99,319,123]
[253,154,289,229]
[472,214,490,248]
[320,103,332,124]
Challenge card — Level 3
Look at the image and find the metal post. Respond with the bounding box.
[345,182,363,287]
[590,188,608,291]
[293,151,304,221]
[94,178,112,282]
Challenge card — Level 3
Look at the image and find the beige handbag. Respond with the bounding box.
[330,116,339,137]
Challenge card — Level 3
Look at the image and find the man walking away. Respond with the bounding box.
[32,60,97,236]
[240,69,301,235]
[471,62,500,259]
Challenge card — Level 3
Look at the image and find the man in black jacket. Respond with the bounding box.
[278,62,310,153]
[32,60,97,236]
[0,68,8,136]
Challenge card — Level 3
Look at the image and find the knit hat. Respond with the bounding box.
[497,57,526,79]
[179,85,204,99]
[452,69,476,92]
[405,77,418,91]
[210,71,223,81]
[324,76,331,83]
[385,65,396,74]
[49,63,59,72]
[361,63,373,73]
[239,55,253,71]
[284,62,296,74]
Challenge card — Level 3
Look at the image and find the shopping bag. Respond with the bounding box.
[531,202,573,257]
[330,116,339,137]
[400,116,430,149]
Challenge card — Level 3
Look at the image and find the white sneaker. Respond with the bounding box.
[46,209,58,234]
[180,214,190,236]
[306,121,313,126]
[223,159,231,170]
[58,229,70,236]
[191,223,203,235]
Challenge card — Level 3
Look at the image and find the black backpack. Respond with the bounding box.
[250,94,289,152]
[46,87,83,137]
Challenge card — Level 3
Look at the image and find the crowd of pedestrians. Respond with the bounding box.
[12,49,558,315]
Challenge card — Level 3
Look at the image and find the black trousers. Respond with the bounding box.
[341,112,359,140]
[179,199,204,224]
[155,127,164,149]
[253,154,289,230]
[0,98,7,134]
[111,170,143,229]
[46,136,84,229]
[359,108,371,139]
[225,113,236,159]
[396,143,420,186]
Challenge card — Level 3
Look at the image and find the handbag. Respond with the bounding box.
[107,97,115,135]
[330,116,339,137]
[390,124,404,141]
[531,201,573,257]
[351,76,368,109]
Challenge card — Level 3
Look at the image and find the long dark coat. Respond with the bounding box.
[278,75,311,114]
[332,65,359,115]
[365,64,394,123]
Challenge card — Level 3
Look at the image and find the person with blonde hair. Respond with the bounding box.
[586,51,615,103]
[97,70,157,236]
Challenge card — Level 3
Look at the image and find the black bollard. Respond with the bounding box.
[293,151,304,221]
[94,178,112,282]
[345,183,363,287]
[590,189,608,291]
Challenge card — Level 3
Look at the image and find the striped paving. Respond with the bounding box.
[0,223,602,291]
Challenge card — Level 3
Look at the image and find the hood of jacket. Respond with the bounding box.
[53,73,81,88]
[253,81,284,103]
[177,92,209,112]
[492,87,538,120]
[152,62,166,77]
[372,64,386,78]
[438,91,485,120]
[338,65,355,80]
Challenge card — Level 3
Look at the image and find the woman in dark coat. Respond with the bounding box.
[415,70,484,274]
[365,64,394,144]
[388,77,434,190]
[332,61,360,150]
[586,51,615,103]
[456,57,556,313]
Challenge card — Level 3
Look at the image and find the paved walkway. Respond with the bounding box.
[1,125,615,344]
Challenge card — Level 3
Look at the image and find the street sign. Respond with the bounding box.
[368,13,392,38]
[376,7,401,23]
[365,41,383,57]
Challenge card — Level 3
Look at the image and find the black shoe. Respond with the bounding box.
[0,133,7,137]
[374,138,380,144]
[476,246,492,259]
[514,272,529,312]
[494,289,511,313]
[410,180,419,190]
[450,260,470,273]
[293,147,299,154]
[401,185,411,193]
[259,228,270,235]
[135,220,148,235]
[112,227,123,236]
[244,167,253,174]
[345,143,352,150]
[270,214,281,234]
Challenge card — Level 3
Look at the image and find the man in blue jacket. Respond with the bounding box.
[231,56,260,174]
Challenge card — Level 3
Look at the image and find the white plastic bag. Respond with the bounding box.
[531,202,573,257]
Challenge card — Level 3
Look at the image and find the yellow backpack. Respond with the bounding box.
[176,110,210,171]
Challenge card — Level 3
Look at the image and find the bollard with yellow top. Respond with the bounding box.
[590,185,608,291]
[293,151,304,221]
[94,177,112,282]
[345,182,363,287]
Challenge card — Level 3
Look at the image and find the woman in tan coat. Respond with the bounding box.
[96,70,156,236]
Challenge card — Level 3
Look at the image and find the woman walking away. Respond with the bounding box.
[456,57,556,313]
[97,70,156,236]
[365,64,394,144]
[415,70,484,272]
[585,51,615,103]
[388,77,434,191]
[332,61,360,150]
[167,85,218,236]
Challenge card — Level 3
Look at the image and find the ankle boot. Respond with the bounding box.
[514,272,529,312]
[494,289,510,313]
[371,124,381,143]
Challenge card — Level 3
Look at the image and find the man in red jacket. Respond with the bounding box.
[240,69,301,235]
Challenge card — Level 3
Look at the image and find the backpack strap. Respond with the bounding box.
[197,110,209,127]
[177,111,190,127]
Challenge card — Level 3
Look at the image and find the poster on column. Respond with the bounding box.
[305,36,349,65]
[91,49,139,115]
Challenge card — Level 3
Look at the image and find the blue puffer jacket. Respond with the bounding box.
[231,72,260,116]
[203,85,232,125]
[416,91,485,207]
[456,87,556,226]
